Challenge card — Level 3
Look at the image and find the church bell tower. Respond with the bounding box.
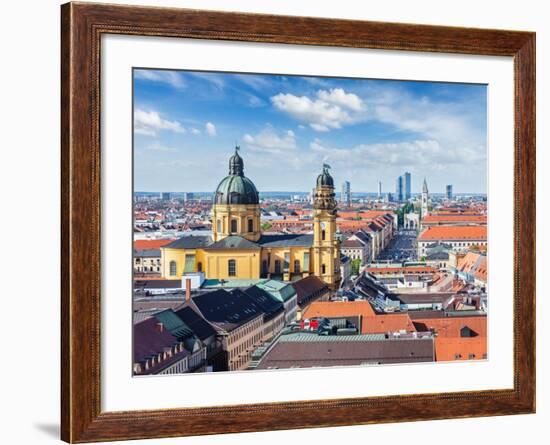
[421,178,429,219]
[312,164,341,289]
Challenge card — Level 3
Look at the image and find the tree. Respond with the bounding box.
[350,258,361,275]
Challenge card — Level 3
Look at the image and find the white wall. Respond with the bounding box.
[1,1,547,444]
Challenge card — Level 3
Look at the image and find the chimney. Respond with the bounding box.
[185,278,192,303]
[156,322,164,333]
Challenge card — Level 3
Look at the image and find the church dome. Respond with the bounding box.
[317,164,334,187]
[214,147,259,205]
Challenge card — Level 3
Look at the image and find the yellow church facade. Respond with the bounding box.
[161,148,341,288]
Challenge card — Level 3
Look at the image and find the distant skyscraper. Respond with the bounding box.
[183,192,194,202]
[395,176,404,201]
[421,178,429,219]
[341,181,351,207]
[446,184,453,200]
[378,181,382,198]
[404,172,411,200]
[161,192,171,201]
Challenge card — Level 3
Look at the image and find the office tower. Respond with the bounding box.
[404,172,411,200]
[395,176,404,202]
[446,184,453,200]
[341,181,351,207]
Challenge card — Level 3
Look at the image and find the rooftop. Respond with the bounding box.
[418,225,487,241]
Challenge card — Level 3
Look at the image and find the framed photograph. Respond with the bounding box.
[61,2,535,442]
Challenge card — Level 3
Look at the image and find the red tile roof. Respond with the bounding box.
[418,225,487,241]
[412,316,487,361]
[366,266,437,275]
[422,214,487,225]
[303,301,416,334]
[134,239,175,249]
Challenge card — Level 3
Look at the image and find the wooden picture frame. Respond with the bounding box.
[61,2,535,442]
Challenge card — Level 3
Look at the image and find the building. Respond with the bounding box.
[292,275,331,319]
[420,213,487,229]
[133,317,207,375]
[340,230,372,265]
[412,315,487,361]
[404,172,411,200]
[446,184,453,200]
[395,175,404,201]
[341,181,351,207]
[161,192,171,201]
[303,300,417,334]
[133,239,174,276]
[378,180,382,198]
[255,332,435,369]
[417,226,487,257]
[453,251,487,288]
[161,149,341,288]
[421,178,429,219]
[404,211,420,230]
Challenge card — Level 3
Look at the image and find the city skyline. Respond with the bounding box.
[134,69,487,193]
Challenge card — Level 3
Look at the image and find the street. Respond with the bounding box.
[377,230,418,262]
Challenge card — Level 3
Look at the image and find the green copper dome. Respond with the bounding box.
[214,147,259,205]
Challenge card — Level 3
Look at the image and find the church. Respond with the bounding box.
[161,147,341,288]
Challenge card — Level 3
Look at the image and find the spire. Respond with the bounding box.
[422,178,428,193]
[228,145,244,176]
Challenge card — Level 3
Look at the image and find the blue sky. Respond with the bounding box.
[133,69,487,194]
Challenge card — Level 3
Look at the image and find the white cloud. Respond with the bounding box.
[190,128,201,135]
[243,126,296,154]
[134,109,186,136]
[309,138,485,170]
[205,122,217,136]
[271,88,365,132]
[247,94,265,108]
[134,70,186,90]
[145,141,177,152]
[317,88,364,112]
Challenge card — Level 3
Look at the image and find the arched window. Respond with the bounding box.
[247,218,254,232]
[274,260,281,274]
[228,259,237,277]
[216,219,222,233]
[230,219,238,233]
[197,262,203,273]
[169,261,177,276]
[321,229,326,241]
[321,264,326,274]
[294,259,300,273]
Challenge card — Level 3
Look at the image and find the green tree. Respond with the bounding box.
[350,258,361,275]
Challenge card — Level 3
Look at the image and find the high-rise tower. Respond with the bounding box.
[313,164,341,289]
[421,178,429,219]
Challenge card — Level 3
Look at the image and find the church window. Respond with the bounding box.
[321,230,326,241]
[294,260,301,273]
[303,253,310,272]
[230,219,238,233]
[274,260,281,274]
[248,218,254,232]
[284,253,290,273]
[322,264,326,274]
[197,262,203,273]
[228,259,237,277]
[216,219,221,233]
[169,261,177,276]
[261,260,268,276]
